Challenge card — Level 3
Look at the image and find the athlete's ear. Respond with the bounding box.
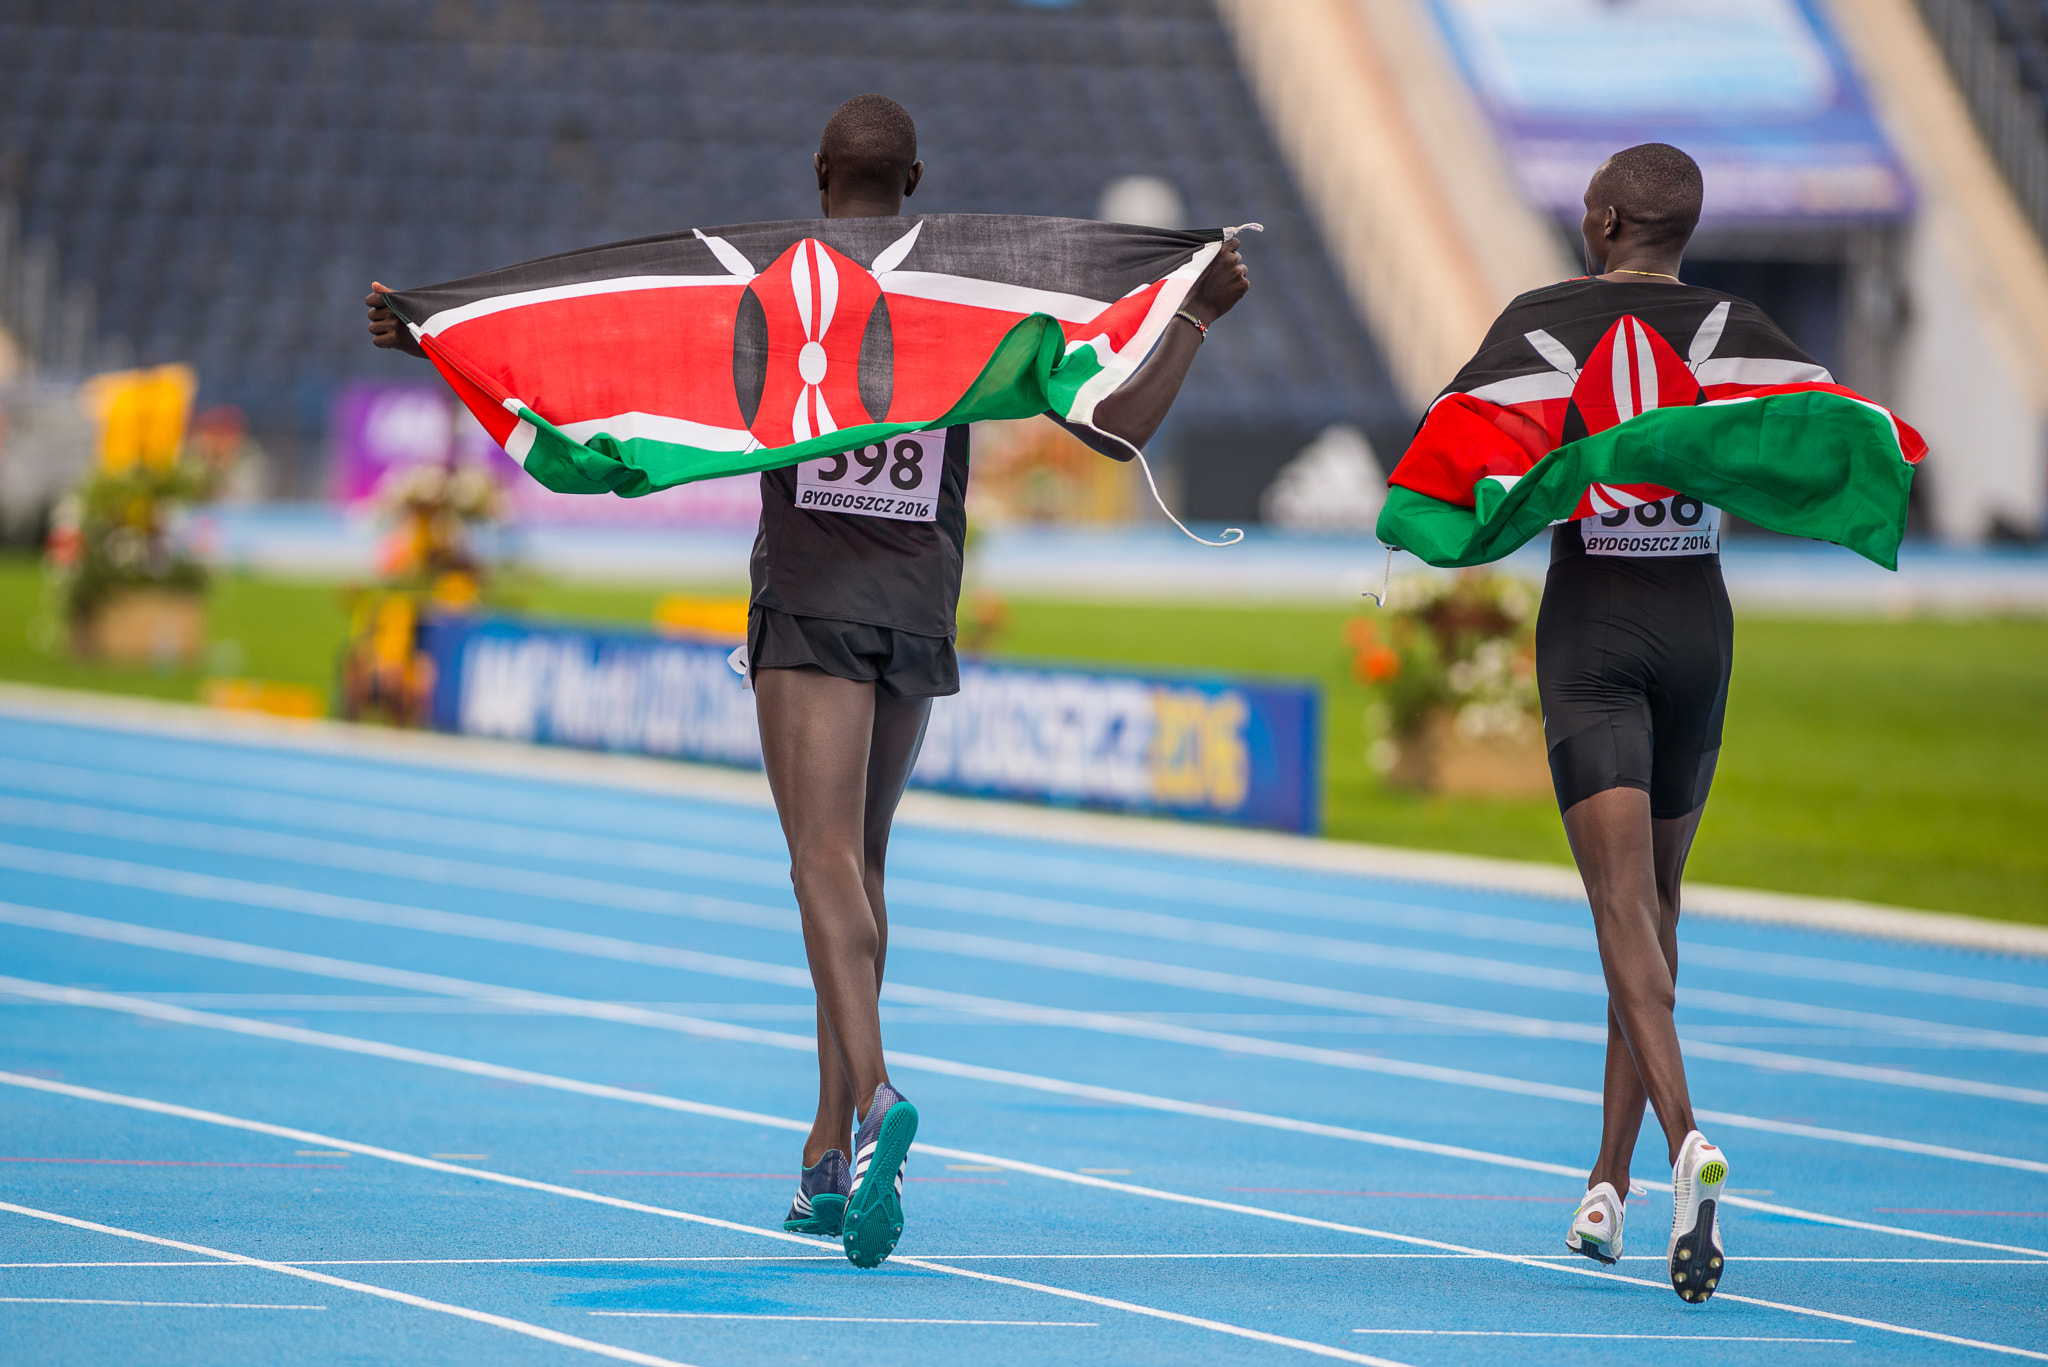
[815,152,830,191]
[903,160,923,199]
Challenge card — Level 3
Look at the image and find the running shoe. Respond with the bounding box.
[1564,1181,1625,1265]
[781,1148,850,1236]
[842,1080,918,1268]
[1668,1130,1728,1303]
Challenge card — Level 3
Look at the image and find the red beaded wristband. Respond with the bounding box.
[1174,308,1208,339]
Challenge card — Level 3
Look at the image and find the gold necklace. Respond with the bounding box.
[1608,268,1681,281]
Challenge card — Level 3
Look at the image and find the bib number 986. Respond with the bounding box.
[1582,496,1720,558]
[796,430,944,522]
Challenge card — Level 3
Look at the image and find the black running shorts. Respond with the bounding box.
[748,605,959,700]
[1535,554,1733,819]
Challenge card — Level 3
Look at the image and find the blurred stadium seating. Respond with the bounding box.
[0,0,1406,508]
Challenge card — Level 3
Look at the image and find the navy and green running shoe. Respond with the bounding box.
[843,1081,918,1268]
[781,1148,850,1236]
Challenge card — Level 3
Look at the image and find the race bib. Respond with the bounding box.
[795,431,945,522]
[1581,496,1720,558]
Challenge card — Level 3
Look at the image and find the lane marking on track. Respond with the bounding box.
[6,986,2048,1264]
[590,1312,1095,1325]
[0,1076,1415,1367]
[6,841,2045,1114]
[20,753,2048,1010]
[5,796,2039,1053]
[9,894,2048,1175]
[9,1254,2046,1267]
[9,965,2048,1259]
[0,1156,342,1169]
[1355,1329,1852,1342]
[0,1202,700,1367]
[5,1072,2041,1363]
[0,1296,326,1309]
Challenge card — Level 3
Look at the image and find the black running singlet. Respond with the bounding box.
[748,425,971,639]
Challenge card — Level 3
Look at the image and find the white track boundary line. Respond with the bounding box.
[5,981,2045,1261]
[4,681,2041,956]
[5,1070,2042,1362]
[0,1201,698,1366]
[0,1074,1411,1367]
[6,839,2044,1110]
[0,1296,326,1309]
[11,1255,2047,1267]
[590,1313,1094,1325]
[10,795,2040,1050]
[8,903,2046,1177]
[10,754,2047,1015]
[1355,1329,1852,1343]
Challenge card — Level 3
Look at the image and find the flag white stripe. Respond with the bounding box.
[420,276,744,337]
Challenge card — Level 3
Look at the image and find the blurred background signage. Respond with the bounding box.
[425,615,1320,835]
[1428,0,1910,221]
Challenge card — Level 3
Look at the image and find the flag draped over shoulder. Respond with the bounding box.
[379,215,1227,497]
[1375,280,1926,570]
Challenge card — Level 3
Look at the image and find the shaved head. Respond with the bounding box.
[819,94,918,185]
[1588,143,1703,250]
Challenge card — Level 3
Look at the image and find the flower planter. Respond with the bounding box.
[70,588,206,667]
[1388,706,1552,799]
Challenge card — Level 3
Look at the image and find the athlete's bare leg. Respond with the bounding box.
[1565,787,1708,1191]
[755,665,930,1167]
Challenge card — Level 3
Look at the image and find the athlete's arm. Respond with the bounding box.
[1053,237,1249,458]
[365,281,427,358]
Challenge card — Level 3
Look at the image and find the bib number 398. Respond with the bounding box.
[1582,496,1720,558]
[795,430,944,522]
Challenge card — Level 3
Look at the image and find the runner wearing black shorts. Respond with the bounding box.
[1523,145,1822,1301]
[725,96,1248,1267]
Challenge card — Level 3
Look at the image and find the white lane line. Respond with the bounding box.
[590,1312,1095,1325]
[10,753,2022,1010]
[12,741,2048,1003]
[10,909,2048,1182]
[8,843,2045,1114]
[1355,1329,1852,1343]
[10,1254,2046,1266]
[0,1077,1414,1367]
[9,797,2038,1053]
[9,1074,2042,1364]
[7,985,2048,1264]
[0,1296,326,1309]
[8,971,2048,1263]
[0,1202,698,1366]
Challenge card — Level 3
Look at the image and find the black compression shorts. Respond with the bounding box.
[747,605,959,700]
[1535,554,1733,819]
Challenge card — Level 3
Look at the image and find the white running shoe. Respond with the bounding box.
[1668,1130,1728,1303]
[1565,1181,1625,1264]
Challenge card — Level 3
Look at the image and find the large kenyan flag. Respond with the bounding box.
[1376,279,1926,570]
[378,215,1229,498]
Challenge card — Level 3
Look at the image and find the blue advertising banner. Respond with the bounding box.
[1426,0,1910,222]
[422,616,1320,833]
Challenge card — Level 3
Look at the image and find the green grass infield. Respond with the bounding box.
[2,553,2041,926]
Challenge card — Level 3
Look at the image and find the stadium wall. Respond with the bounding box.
[1824,0,2048,543]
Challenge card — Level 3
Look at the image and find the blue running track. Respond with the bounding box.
[0,701,2043,1366]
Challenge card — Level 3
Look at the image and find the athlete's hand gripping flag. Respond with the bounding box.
[1375,290,1927,570]
[371,215,1246,519]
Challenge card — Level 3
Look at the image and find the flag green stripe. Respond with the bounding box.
[1376,390,1916,571]
[516,314,1099,498]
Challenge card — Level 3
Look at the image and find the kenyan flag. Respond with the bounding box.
[377,215,1230,496]
[1376,280,1927,570]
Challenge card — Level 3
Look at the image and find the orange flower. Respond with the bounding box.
[1355,643,1402,685]
[1342,617,1378,650]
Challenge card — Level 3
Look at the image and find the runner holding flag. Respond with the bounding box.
[366,94,1247,1269]
[1377,144,1923,1304]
